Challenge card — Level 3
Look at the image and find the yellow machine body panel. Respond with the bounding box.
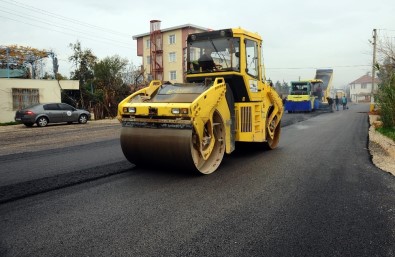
[118,28,283,174]
[234,102,265,142]
[287,94,313,102]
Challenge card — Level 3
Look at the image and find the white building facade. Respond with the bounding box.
[349,74,380,103]
[0,78,79,123]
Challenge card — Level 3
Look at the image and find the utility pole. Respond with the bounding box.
[370,28,377,112]
[6,47,10,79]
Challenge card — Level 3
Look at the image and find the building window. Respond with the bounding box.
[146,56,151,65]
[12,88,39,110]
[146,39,150,48]
[170,71,177,80]
[169,52,176,62]
[169,34,176,44]
[361,83,367,89]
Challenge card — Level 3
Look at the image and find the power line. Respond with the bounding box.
[266,65,370,70]
[0,0,136,54]
[0,14,133,50]
[0,0,132,38]
[378,29,395,32]
[0,8,132,47]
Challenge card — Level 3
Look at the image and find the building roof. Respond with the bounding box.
[350,74,380,84]
[132,23,210,40]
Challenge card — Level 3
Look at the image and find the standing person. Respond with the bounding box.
[341,95,348,110]
[326,97,334,112]
[335,95,340,111]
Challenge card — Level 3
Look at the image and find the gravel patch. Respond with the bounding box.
[0,119,121,156]
[368,115,395,176]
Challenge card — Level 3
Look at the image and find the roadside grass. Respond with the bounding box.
[377,127,395,141]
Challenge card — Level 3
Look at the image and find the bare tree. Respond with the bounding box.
[375,34,395,128]
[0,45,53,79]
[68,41,97,109]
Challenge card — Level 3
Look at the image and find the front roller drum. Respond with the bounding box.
[120,111,226,174]
[120,127,195,171]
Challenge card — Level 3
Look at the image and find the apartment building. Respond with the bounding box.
[133,22,209,83]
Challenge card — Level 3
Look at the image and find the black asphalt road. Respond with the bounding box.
[0,140,133,203]
[0,103,394,256]
[0,105,323,203]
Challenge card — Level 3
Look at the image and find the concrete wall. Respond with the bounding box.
[0,78,79,123]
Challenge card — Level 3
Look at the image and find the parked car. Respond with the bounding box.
[15,103,91,127]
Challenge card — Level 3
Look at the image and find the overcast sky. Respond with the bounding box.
[1,0,394,88]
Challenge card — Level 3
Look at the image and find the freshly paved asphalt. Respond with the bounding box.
[0,103,394,256]
[0,104,327,203]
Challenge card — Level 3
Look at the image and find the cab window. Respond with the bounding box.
[245,39,258,78]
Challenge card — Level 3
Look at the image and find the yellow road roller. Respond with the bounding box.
[117,28,284,174]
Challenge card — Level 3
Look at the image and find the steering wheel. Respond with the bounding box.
[214,64,222,70]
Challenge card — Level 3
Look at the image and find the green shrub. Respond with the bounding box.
[377,127,395,141]
[375,73,395,128]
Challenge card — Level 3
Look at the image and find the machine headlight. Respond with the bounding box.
[171,108,188,115]
[123,107,136,113]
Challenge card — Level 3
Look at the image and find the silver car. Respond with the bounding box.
[15,103,91,127]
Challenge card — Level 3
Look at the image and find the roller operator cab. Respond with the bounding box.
[117,28,284,174]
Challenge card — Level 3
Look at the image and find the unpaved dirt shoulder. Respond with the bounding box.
[0,119,121,156]
[368,115,395,176]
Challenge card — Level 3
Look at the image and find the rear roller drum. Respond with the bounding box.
[191,110,226,174]
[265,115,281,150]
